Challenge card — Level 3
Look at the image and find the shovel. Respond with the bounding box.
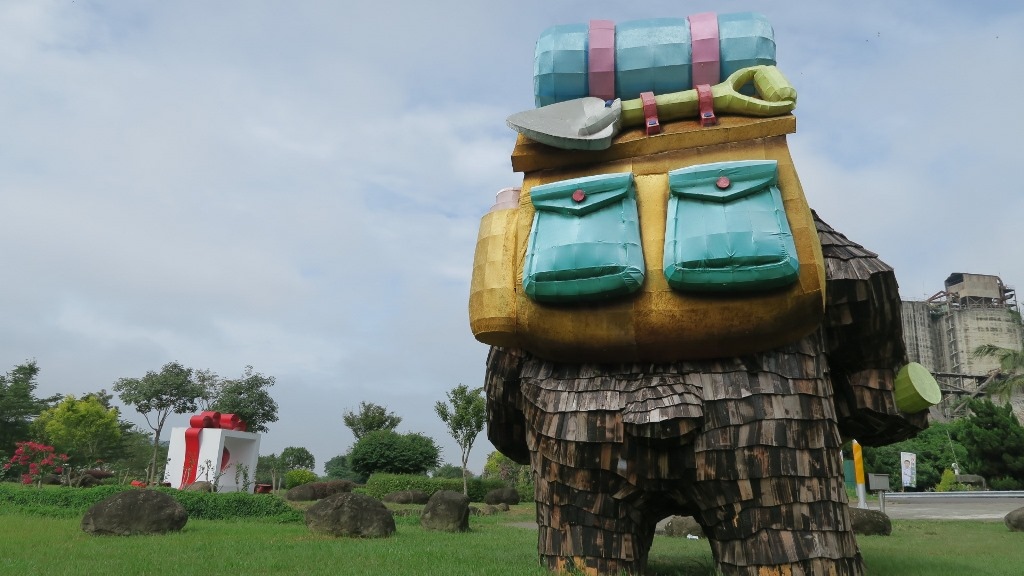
[506,65,797,151]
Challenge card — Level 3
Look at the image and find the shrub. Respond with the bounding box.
[285,480,355,501]
[285,468,318,489]
[934,469,976,492]
[989,476,1024,491]
[934,469,957,492]
[0,483,130,517]
[349,430,440,477]
[0,482,302,522]
[151,487,301,521]
[516,482,534,503]
[360,473,506,502]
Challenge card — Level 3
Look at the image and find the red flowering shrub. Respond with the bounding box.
[3,441,69,488]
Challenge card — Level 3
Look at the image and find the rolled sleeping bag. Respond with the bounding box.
[534,12,776,107]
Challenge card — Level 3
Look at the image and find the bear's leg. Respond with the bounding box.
[684,344,866,576]
[688,473,864,576]
[531,451,658,576]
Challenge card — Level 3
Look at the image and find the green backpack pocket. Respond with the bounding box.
[523,172,645,303]
[664,159,799,292]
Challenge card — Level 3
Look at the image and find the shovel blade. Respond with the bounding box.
[506,97,622,151]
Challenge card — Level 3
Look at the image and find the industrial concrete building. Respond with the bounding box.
[901,272,1023,419]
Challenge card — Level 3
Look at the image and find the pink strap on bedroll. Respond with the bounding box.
[588,20,616,101]
[688,12,720,87]
[696,84,717,127]
[640,91,661,135]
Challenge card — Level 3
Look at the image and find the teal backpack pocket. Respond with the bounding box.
[664,159,799,292]
[524,172,645,303]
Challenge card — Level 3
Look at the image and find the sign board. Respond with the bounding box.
[867,473,890,492]
[900,451,917,488]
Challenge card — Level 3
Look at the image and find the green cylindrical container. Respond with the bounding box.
[894,362,942,413]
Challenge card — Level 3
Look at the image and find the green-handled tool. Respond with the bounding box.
[506,65,797,151]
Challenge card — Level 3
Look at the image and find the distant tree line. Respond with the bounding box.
[1,360,279,485]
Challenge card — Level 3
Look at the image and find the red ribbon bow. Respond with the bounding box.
[179,411,247,488]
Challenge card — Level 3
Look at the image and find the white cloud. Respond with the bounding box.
[1,0,1022,474]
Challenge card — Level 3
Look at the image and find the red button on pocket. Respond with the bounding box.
[572,189,586,202]
[716,176,731,189]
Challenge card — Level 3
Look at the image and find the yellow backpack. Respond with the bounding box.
[469,115,825,363]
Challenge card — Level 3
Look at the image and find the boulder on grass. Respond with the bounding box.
[185,481,214,492]
[663,516,704,538]
[382,490,429,504]
[71,474,101,488]
[82,469,116,481]
[286,480,356,502]
[470,504,505,516]
[305,493,395,538]
[483,487,521,505]
[421,490,470,532]
[849,507,892,536]
[82,489,188,535]
[1006,506,1024,532]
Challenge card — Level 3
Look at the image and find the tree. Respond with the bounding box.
[279,446,316,472]
[432,463,470,479]
[208,366,279,433]
[434,384,486,495]
[194,369,223,411]
[956,398,1024,488]
[32,395,122,476]
[349,430,440,478]
[972,344,1024,400]
[0,361,58,458]
[256,454,286,490]
[3,441,68,487]
[106,426,159,483]
[324,453,364,483]
[862,421,967,490]
[113,361,205,483]
[342,401,402,441]
[482,450,532,487]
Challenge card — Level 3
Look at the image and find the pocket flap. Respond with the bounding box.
[530,172,633,216]
[669,160,777,202]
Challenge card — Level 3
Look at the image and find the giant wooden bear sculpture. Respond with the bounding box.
[470,13,938,576]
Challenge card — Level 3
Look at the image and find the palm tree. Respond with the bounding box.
[972,344,1024,400]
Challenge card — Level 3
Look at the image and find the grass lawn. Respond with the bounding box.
[1,506,1021,575]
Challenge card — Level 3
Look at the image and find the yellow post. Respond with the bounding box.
[852,440,867,508]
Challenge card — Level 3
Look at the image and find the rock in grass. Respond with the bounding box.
[421,490,470,532]
[663,516,704,538]
[382,490,429,504]
[305,493,396,538]
[484,487,521,505]
[81,490,188,535]
[1006,506,1024,532]
[184,481,214,492]
[286,480,356,502]
[849,507,892,536]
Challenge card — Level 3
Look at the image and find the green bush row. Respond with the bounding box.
[0,483,301,522]
[0,483,131,515]
[151,488,302,522]
[358,473,507,502]
[285,469,318,489]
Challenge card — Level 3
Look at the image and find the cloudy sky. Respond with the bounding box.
[2,1,1021,476]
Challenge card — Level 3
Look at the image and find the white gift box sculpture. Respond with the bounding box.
[164,411,260,492]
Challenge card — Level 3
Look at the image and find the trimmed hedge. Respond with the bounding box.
[285,480,356,501]
[358,473,506,502]
[0,482,302,522]
[0,483,130,516]
[285,469,319,489]
[151,488,301,521]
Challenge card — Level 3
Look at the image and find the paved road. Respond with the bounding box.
[861,493,1024,520]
